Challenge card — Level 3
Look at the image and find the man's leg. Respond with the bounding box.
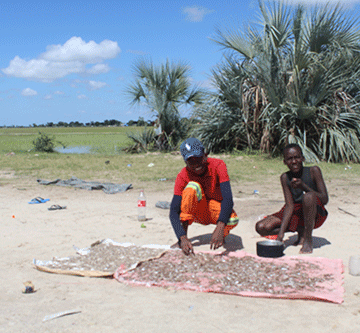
[170,182,210,249]
[208,200,239,238]
[180,182,210,226]
[223,212,239,238]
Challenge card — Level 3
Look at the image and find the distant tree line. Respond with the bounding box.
[32,117,152,128]
[1,117,153,128]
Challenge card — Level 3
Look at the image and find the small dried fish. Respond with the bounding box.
[121,251,334,294]
[37,244,167,273]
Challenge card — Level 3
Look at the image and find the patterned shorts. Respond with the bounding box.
[272,197,328,232]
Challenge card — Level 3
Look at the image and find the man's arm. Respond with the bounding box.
[169,195,194,255]
[218,181,234,224]
[210,181,234,249]
[169,195,186,239]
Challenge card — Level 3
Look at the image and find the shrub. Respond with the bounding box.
[33,132,64,153]
[123,127,156,153]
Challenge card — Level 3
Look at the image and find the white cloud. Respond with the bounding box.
[86,64,110,75]
[77,94,87,99]
[21,88,37,96]
[42,37,119,62]
[88,80,107,90]
[43,90,65,99]
[70,79,107,90]
[182,6,214,22]
[2,37,120,82]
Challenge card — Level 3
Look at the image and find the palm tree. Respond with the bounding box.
[127,59,203,150]
[192,57,261,153]
[194,0,360,162]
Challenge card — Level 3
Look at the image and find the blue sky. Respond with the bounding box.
[1,0,360,126]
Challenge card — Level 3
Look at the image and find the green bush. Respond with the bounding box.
[123,127,156,153]
[33,132,64,153]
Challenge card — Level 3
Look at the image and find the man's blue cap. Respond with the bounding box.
[180,138,205,161]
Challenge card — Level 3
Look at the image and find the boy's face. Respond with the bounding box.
[283,147,304,173]
[185,154,208,176]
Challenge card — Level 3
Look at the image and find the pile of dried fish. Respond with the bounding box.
[37,244,166,273]
[122,251,334,294]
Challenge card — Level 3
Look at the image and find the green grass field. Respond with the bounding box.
[1,126,359,189]
[0,126,140,155]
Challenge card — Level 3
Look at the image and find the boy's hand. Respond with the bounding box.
[277,231,284,242]
[210,221,225,250]
[290,178,303,189]
[180,235,194,255]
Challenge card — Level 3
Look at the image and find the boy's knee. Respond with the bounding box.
[302,192,317,206]
[255,221,266,235]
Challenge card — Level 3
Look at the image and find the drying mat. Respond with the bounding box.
[115,250,344,304]
[33,239,170,277]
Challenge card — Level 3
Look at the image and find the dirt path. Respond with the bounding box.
[1,176,360,332]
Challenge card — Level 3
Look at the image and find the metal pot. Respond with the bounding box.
[256,239,284,258]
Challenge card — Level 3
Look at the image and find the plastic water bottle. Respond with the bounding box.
[137,190,146,221]
[349,255,360,276]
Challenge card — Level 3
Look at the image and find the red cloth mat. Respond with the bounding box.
[115,250,344,304]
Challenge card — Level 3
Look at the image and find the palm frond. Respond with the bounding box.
[196,0,360,162]
[124,127,156,153]
[126,58,204,149]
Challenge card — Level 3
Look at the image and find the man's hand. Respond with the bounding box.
[180,235,194,255]
[210,221,225,250]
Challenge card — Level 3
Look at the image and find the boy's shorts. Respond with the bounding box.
[272,197,328,232]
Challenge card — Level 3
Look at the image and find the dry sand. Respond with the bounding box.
[1,173,360,333]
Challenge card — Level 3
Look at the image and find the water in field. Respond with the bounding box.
[55,146,92,154]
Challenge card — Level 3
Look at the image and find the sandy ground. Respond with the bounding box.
[1,173,360,333]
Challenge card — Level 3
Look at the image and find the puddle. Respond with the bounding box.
[55,146,92,154]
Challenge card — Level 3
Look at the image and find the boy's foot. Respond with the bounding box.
[294,227,305,246]
[299,241,313,254]
[294,236,305,246]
